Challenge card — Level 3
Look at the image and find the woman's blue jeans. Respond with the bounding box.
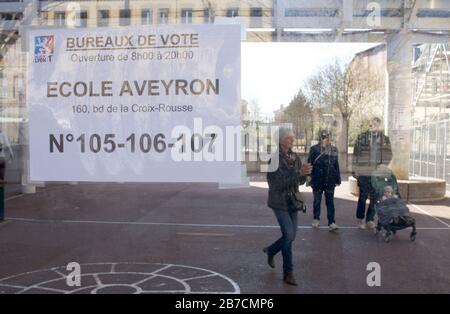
[266,209,298,274]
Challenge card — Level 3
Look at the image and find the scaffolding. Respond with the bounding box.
[411,43,450,190]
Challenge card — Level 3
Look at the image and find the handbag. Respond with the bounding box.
[287,191,306,213]
[282,152,306,212]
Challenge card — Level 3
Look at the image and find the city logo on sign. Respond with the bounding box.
[34,35,54,63]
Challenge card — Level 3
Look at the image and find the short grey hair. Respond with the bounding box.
[277,126,294,142]
[371,117,382,124]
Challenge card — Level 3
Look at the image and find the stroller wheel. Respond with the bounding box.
[384,234,392,243]
[374,228,379,235]
[410,233,416,242]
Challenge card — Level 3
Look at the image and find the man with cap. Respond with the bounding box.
[307,129,341,231]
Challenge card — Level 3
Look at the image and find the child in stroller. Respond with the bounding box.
[371,167,417,242]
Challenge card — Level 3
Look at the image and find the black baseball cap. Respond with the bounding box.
[319,130,331,139]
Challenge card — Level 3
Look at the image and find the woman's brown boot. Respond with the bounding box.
[263,248,275,268]
[283,272,298,286]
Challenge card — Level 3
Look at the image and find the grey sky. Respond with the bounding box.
[242,42,380,118]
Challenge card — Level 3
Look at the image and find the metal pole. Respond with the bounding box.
[419,125,423,176]
[427,122,430,178]
[435,123,438,179]
[0,183,3,221]
[444,121,448,180]
[274,0,280,41]
[412,126,416,176]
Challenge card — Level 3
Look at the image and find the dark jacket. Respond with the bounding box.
[267,150,307,211]
[352,131,392,177]
[308,144,341,189]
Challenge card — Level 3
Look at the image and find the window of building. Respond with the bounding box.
[97,10,109,27]
[285,8,338,17]
[203,9,211,23]
[250,7,262,28]
[40,11,48,22]
[413,47,422,63]
[78,11,87,27]
[443,70,449,93]
[226,8,239,18]
[13,75,24,100]
[353,9,403,17]
[181,9,192,24]
[120,9,131,26]
[0,12,23,20]
[416,9,450,18]
[54,11,65,26]
[158,8,169,24]
[141,9,153,25]
[432,77,438,94]
[0,72,8,99]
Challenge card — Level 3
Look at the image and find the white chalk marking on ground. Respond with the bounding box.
[176,232,235,237]
[5,217,450,230]
[5,194,24,201]
[151,264,173,274]
[409,203,450,228]
[0,262,240,295]
[22,285,68,294]
[52,269,67,278]
[93,274,102,286]
[133,275,156,286]
[184,274,218,281]
[0,283,27,289]
[6,217,283,228]
[147,273,192,292]
[92,283,145,294]
[5,185,71,201]
[140,290,190,294]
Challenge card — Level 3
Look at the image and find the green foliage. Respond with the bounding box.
[284,89,313,138]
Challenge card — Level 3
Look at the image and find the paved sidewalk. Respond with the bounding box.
[0,176,449,293]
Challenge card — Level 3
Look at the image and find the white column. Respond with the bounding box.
[386,31,413,180]
[20,1,39,194]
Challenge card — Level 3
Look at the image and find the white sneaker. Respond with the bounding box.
[366,221,376,229]
[357,219,366,229]
[312,219,320,228]
[328,223,339,232]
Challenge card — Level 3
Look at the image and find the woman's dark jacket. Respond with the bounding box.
[267,150,307,211]
[307,144,341,189]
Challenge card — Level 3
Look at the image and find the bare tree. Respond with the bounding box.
[248,99,263,123]
[307,59,382,170]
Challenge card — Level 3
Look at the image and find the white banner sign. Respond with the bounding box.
[28,25,241,182]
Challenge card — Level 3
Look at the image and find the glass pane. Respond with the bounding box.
[0,0,449,296]
[97,10,109,27]
[141,9,152,25]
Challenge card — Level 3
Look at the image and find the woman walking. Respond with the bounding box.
[264,127,312,286]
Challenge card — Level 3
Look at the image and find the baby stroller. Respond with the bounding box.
[371,167,417,243]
